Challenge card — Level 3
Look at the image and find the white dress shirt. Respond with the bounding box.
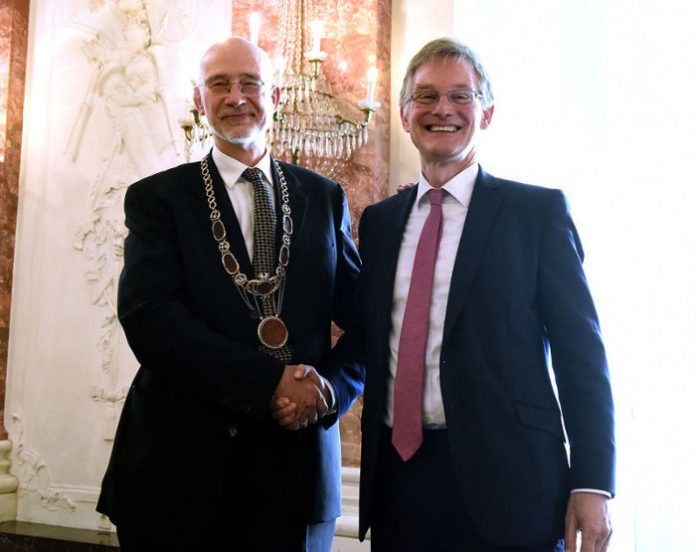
[385,163,478,428]
[212,146,276,262]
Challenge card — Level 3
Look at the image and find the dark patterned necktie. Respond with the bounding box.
[243,168,276,277]
[242,168,292,363]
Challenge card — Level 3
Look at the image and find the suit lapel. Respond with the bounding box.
[370,188,417,361]
[442,168,503,343]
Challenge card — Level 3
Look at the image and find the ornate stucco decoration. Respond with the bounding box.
[68,0,204,425]
[11,413,76,512]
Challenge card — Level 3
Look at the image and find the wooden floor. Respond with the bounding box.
[0,521,119,551]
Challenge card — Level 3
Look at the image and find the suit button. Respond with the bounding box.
[227,425,239,437]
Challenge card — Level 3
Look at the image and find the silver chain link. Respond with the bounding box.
[200,155,293,319]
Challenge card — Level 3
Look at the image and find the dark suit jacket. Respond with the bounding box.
[350,167,615,547]
[97,155,364,546]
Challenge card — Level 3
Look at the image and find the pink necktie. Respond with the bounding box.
[392,188,444,461]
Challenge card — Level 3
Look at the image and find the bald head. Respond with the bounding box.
[198,37,275,88]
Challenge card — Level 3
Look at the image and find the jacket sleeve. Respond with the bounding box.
[538,190,616,495]
[320,185,366,419]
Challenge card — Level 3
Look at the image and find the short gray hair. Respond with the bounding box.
[399,37,494,109]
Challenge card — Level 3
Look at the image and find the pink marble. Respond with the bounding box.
[0,0,29,440]
[232,0,391,466]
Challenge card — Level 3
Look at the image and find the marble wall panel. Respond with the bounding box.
[0,0,30,441]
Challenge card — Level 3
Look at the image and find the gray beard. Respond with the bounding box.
[211,125,259,147]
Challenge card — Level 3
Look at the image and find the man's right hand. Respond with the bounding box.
[270,364,328,430]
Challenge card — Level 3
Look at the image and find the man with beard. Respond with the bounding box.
[97,37,364,552]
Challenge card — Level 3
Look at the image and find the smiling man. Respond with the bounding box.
[97,37,364,551]
[342,38,616,551]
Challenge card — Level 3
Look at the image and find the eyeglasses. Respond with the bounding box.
[202,78,265,97]
[407,88,482,106]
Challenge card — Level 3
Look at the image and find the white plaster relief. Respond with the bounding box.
[70,0,176,382]
[11,413,76,513]
[90,385,129,441]
[67,0,214,421]
[7,0,229,530]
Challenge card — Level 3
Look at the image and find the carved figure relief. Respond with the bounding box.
[68,0,209,435]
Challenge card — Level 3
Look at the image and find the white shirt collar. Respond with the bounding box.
[416,163,479,207]
[211,145,274,188]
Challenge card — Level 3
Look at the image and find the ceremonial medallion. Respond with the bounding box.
[257,316,289,349]
[201,155,293,359]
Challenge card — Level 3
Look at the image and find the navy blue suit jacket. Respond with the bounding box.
[97,156,364,546]
[351,167,615,546]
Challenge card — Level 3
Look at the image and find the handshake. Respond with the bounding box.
[270,364,332,431]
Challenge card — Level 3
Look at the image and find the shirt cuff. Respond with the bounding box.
[321,376,338,415]
[570,488,613,499]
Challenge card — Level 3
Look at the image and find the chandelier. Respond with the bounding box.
[269,0,379,172]
[180,0,379,170]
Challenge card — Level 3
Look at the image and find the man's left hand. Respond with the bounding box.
[564,492,612,551]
